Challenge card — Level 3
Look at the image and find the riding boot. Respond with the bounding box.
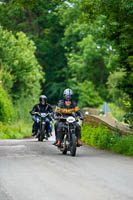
[55,130,62,147]
[77,139,82,147]
[53,140,58,145]
[32,128,37,136]
[55,140,61,147]
[32,131,37,136]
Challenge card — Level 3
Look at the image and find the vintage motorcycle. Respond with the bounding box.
[33,112,52,142]
[55,112,80,156]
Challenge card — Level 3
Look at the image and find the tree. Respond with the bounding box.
[107,69,128,108]
[0,0,68,104]
[97,0,133,110]
[59,8,112,101]
[0,26,43,101]
[78,80,103,108]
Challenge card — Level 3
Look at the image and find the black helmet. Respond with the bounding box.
[40,95,47,103]
[63,88,73,98]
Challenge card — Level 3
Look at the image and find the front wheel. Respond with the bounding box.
[61,134,67,155]
[62,149,67,155]
[38,125,45,142]
[70,134,77,156]
[39,132,44,141]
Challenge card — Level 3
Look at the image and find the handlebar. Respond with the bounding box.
[32,112,50,116]
[54,116,66,120]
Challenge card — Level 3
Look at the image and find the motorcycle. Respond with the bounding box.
[33,112,52,142]
[55,112,79,156]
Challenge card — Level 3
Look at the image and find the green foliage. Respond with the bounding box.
[0,0,67,104]
[81,124,133,156]
[111,136,133,156]
[14,98,34,123]
[0,85,14,123]
[108,103,126,122]
[98,0,133,111]
[78,81,103,108]
[124,113,133,128]
[0,0,114,104]
[0,25,43,131]
[68,33,108,84]
[107,69,129,109]
[0,0,133,112]
[0,121,32,139]
[0,26,43,101]
[122,56,133,111]
[59,0,133,111]
[60,12,112,102]
[81,124,113,149]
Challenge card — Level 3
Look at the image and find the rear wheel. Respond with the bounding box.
[70,134,77,156]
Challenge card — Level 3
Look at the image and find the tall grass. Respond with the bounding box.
[0,121,32,139]
[0,98,34,139]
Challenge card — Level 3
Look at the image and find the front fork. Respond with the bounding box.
[38,120,45,135]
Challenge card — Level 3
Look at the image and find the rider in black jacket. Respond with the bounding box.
[30,95,53,136]
[54,88,84,147]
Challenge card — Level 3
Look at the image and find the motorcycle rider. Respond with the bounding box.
[54,88,84,147]
[30,95,53,137]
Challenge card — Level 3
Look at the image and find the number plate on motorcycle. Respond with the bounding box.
[67,116,75,123]
[41,113,47,117]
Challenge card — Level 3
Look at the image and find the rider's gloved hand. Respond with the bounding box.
[49,113,54,122]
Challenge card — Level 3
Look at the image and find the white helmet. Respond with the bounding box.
[63,88,73,98]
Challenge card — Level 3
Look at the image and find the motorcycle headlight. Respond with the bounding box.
[37,118,40,123]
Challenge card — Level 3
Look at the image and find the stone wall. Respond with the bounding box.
[84,115,133,136]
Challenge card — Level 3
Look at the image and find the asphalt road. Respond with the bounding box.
[0,137,133,200]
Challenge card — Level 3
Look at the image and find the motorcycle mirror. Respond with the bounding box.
[55,111,62,116]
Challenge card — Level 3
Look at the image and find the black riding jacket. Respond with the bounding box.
[30,103,53,116]
[55,100,83,118]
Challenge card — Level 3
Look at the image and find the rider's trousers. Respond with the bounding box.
[32,116,52,134]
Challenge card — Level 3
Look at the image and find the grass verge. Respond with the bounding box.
[81,124,133,156]
[0,121,32,139]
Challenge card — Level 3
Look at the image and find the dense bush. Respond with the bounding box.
[124,113,133,128]
[0,85,14,122]
[81,124,113,149]
[111,135,133,156]
[81,124,133,156]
